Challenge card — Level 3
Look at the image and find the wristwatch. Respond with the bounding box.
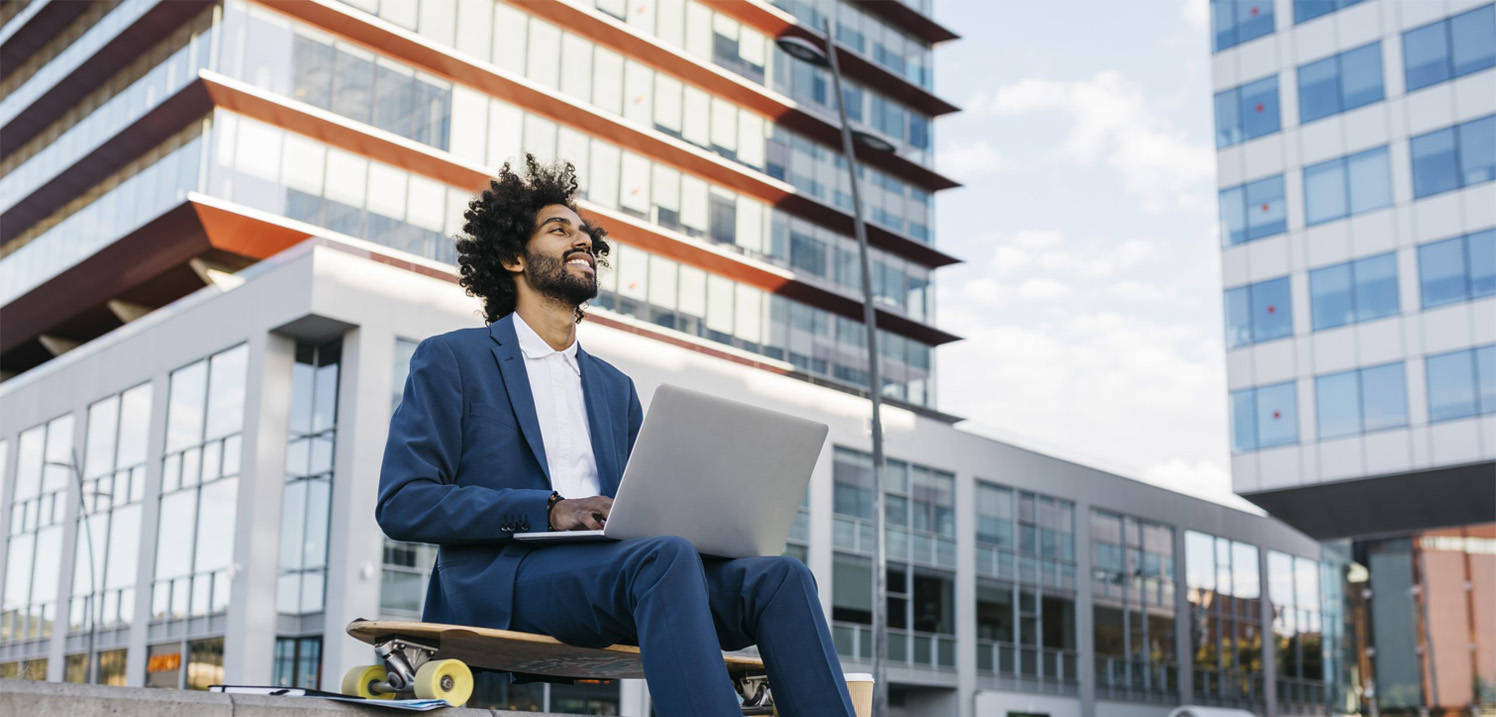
[546,491,564,531]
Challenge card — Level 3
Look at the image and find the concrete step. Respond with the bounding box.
[0,679,585,716]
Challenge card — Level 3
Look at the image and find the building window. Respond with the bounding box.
[1211,0,1275,52]
[1402,4,1496,93]
[1091,510,1178,699]
[1267,551,1327,706]
[1230,382,1299,453]
[1309,253,1400,330]
[1293,0,1368,24]
[1426,345,1496,422]
[1315,362,1408,440]
[1410,115,1496,199]
[1297,41,1383,124]
[1418,229,1496,308]
[273,636,323,689]
[1303,146,1392,225]
[1215,75,1281,148]
[64,648,127,685]
[152,344,248,621]
[383,338,438,617]
[1186,531,1266,705]
[832,451,956,668]
[70,383,152,637]
[279,340,341,616]
[2,414,74,646]
[1219,174,1287,245]
[1224,276,1293,348]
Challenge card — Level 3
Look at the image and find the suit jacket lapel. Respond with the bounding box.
[577,346,619,497]
[488,316,550,483]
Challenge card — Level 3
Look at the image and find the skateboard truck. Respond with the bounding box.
[735,674,775,715]
[371,637,439,693]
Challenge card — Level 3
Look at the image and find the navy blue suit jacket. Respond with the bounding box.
[376,314,644,629]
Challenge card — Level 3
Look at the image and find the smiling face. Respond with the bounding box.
[515,204,599,309]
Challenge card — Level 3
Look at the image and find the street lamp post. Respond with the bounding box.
[778,24,893,717]
[49,451,104,686]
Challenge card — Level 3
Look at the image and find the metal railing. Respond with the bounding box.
[832,622,955,669]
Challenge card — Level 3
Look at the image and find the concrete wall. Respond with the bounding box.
[0,680,570,716]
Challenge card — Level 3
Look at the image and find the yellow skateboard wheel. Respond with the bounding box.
[413,658,474,707]
[342,664,394,699]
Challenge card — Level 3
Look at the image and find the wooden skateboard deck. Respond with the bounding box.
[347,619,766,680]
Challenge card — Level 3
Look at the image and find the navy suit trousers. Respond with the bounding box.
[508,536,855,717]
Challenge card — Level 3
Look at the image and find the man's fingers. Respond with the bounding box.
[582,514,604,531]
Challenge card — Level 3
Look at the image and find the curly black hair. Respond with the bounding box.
[455,154,611,325]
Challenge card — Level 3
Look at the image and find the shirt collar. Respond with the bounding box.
[511,312,580,375]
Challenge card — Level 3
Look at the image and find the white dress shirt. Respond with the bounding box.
[512,312,600,499]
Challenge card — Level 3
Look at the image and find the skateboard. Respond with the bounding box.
[342,618,775,712]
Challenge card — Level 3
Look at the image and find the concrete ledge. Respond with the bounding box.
[0,680,580,716]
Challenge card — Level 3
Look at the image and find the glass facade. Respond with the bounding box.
[1219,174,1286,246]
[151,344,248,621]
[272,636,322,689]
[830,448,956,669]
[69,383,152,634]
[2,414,74,645]
[1418,228,1496,309]
[1224,276,1292,348]
[1268,551,1326,706]
[975,483,1077,687]
[1214,75,1281,149]
[1091,510,1175,699]
[1297,41,1383,124]
[1425,345,1496,422]
[1293,0,1368,25]
[1409,115,1496,200]
[1229,381,1299,453]
[1211,0,1275,52]
[1401,4,1496,93]
[1309,253,1399,331]
[1303,146,1392,226]
[277,340,340,615]
[1315,362,1408,440]
[1186,531,1266,707]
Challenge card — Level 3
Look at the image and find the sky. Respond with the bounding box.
[928,0,1261,511]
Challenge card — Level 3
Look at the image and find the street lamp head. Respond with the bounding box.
[775,35,829,68]
[851,130,897,154]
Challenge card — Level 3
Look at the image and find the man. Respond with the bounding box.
[377,156,856,716]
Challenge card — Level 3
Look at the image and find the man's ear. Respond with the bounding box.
[499,252,525,274]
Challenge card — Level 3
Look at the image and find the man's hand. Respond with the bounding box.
[549,496,613,531]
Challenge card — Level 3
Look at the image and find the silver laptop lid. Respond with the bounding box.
[602,384,828,558]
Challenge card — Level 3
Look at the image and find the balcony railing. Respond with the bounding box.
[977,640,1077,686]
[977,543,1076,590]
[1095,656,1178,702]
[1194,668,1267,706]
[832,516,956,568]
[832,621,955,669]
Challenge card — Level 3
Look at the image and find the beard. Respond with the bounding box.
[524,246,598,308]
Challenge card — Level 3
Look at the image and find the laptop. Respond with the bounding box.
[513,384,828,558]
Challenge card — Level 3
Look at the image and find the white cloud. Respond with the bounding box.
[935,137,1018,181]
[1181,0,1209,29]
[1106,280,1173,303]
[1016,277,1074,301]
[958,276,1074,307]
[964,71,1215,212]
[938,293,1231,506]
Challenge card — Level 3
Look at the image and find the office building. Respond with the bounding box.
[1209,0,1495,713]
[4,1,1339,715]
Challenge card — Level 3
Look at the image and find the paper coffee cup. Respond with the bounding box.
[844,673,874,717]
